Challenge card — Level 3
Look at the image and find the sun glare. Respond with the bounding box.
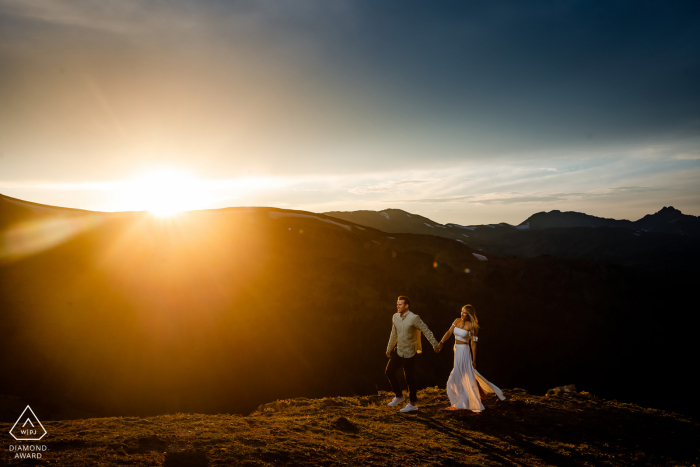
[109,169,289,215]
[124,169,206,217]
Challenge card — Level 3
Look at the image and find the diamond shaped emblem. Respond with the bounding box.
[9,406,47,441]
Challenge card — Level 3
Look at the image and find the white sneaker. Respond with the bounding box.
[400,403,418,413]
[387,396,405,407]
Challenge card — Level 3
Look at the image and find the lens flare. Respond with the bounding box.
[1,215,103,262]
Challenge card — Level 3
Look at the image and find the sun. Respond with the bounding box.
[125,169,206,217]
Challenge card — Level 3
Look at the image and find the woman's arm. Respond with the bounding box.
[439,322,456,345]
[470,340,477,366]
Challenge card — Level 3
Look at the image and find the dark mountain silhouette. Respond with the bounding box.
[519,206,700,235]
[325,207,700,273]
[633,206,700,235]
[520,210,634,230]
[325,206,700,237]
[0,194,698,422]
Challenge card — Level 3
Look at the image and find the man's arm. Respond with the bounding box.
[386,322,398,357]
[414,315,441,349]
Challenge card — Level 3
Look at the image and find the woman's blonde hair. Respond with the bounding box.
[462,304,479,335]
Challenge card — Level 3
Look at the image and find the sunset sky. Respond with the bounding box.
[1,0,699,225]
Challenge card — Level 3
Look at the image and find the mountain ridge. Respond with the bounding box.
[325,206,700,237]
[4,192,697,236]
[324,206,700,273]
[519,206,699,235]
[1,194,699,422]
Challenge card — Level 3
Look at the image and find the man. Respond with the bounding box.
[385,296,442,412]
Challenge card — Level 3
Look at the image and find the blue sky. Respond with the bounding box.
[1,0,699,224]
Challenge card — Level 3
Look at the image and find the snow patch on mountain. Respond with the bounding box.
[448,224,476,231]
[472,253,488,262]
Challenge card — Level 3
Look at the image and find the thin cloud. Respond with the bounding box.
[349,179,436,194]
[673,153,700,161]
[391,186,668,205]
[590,186,667,195]
[388,193,572,205]
[0,0,145,34]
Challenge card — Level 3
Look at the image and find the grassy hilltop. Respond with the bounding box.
[2,388,698,466]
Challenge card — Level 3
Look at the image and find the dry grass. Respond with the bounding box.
[2,388,698,466]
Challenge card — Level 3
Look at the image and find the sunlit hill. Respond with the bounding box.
[0,193,698,425]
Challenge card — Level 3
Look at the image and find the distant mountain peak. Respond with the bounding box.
[653,206,683,217]
[521,210,632,230]
[655,206,681,214]
[514,207,700,235]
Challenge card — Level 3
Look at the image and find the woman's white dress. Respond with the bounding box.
[446,326,505,411]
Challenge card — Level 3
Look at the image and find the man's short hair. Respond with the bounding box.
[397,296,411,307]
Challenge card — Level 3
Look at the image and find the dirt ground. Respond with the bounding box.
[2,387,698,466]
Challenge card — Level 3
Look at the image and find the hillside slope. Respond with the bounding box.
[1,195,698,422]
[2,388,698,466]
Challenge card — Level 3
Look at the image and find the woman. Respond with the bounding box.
[438,304,505,411]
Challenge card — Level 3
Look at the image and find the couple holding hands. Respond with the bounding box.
[385,296,505,413]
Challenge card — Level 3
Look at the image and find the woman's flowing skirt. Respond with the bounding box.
[446,343,505,411]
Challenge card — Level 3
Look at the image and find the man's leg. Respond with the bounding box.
[403,354,418,404]
[385,352,405,398]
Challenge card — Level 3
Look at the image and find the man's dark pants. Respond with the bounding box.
[385,349,417,403]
